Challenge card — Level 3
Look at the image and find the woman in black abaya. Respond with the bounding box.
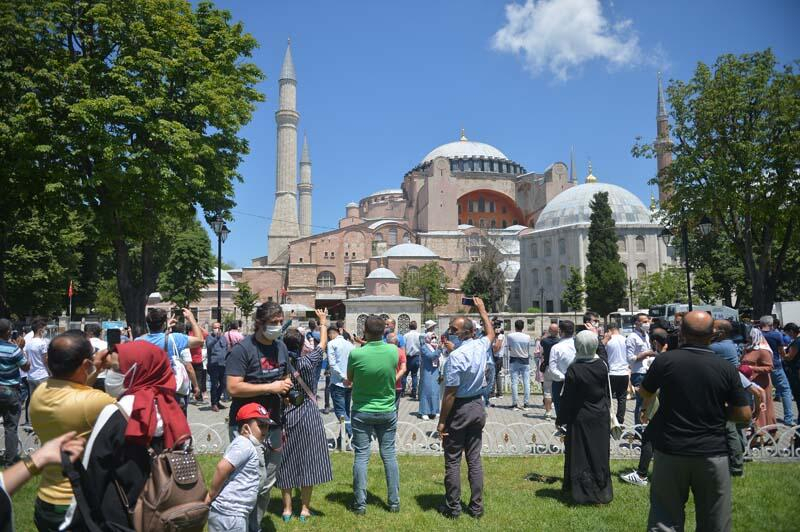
[556,330,613,505]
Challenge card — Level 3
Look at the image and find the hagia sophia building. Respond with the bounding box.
[150,42,676,326]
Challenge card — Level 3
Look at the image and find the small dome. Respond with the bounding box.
[346,202,358,208]
[363,189,403,200]
[366,267,399,280]
[535,182,652,231]
[208,267,235,284]
[422,131,508,164]
[383,243,438,258]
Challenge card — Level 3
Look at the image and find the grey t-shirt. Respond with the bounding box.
[211,435,261,517]
[506,331,531,360]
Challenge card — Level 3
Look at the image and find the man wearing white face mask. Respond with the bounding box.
[226,301,293,532]
[29,331,115,531]
[626,313,656,426]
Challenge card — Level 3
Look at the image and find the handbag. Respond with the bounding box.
[604,363,623,440]
[165,333,191,396]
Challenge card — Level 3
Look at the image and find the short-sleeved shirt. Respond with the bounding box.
[404,330,421,357]
[395,348,407,391]
[0,339,26,386]
[763,329,786,369]
[710,339,740,368]
[30,379,116,504]
[327,335,354,387]
[444,336,491,398]
[626,330,651,374]
[506,331,532,360]
[210,435,261,518]
[540,335,559,367]
[225,335,288,425]
[641,346,749,457]
[25,337,50,381]
[348,341,398,413]
[137,332,189,360]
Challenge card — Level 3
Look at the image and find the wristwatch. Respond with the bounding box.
[23,454,42,476]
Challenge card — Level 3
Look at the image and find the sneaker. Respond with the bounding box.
[544,412,552,421]
[522,405,531,411]
[620,470,649,487]
[388,505,400,513]
[421,415,431,421]
[437,505,460,519]
[512,406,523,412]
[350,504,365,516]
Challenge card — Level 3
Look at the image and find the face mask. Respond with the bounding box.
[639,323,650,333]
[242,425,265,447]
[105,363,137,398]
[263,325,282,340]
[447,334,462,348]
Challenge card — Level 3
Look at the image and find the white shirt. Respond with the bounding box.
[90,337,108,379]
[547,337,576,382]
[626,330,651,374]
[404,330,421,357]
[327,335,354,387]
[25,336,50,381]
[506,331,532,360]
[605,334,629,376]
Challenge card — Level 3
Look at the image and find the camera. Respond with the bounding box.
[287,389,305,407]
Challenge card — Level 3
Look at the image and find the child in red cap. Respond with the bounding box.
[206,403,274,532]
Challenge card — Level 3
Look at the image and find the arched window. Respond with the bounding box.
[532,269,539,286]
[618,237,627,252]
[388,227,398,245]
[356,314,367,337]
[403,233,411,243]
[398,314,411,334]
[317,271,336,288]
[558,238,566,255]
[559,265,567,282]
[406,266,419,282]
[374,232,384,241]
[635,236,646,253]
[637,263,647,278]
[544,240,552,257]
[545,267,553,285]
[531,242,538,258]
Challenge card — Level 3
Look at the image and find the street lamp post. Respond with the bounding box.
[660,215,711,312]
[210,215,230,322]
[539,286,545,335]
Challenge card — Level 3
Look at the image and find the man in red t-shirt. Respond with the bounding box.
[191,326,209,402]
[387,333,407,410]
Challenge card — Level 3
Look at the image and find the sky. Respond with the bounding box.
[199,0,800,268]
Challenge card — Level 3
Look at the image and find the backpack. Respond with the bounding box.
[165,333,191,396]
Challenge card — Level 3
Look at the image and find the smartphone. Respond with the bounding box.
[461,297,475,307]
[305,310,317,319]
[107,329,121,350]
[11,330,19,341]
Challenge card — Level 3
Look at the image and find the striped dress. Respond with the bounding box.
[276,347,333,489]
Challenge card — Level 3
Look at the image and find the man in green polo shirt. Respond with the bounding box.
[347,314,400,515]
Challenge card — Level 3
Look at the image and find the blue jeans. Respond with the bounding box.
[552,380,564,415]
[403,355,420,397]
[510,359,530,407]
[351,410,400,510]
[772,367,795,425]
[208,363,226,407]
[631,373,646,427]
[331,385,352,437]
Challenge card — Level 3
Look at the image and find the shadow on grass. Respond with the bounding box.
[414,493,444,511]
[534,487,576,506]
[325,490,390,511]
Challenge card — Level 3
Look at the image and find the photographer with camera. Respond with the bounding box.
[276,309,333,522]
[226,301,294,531]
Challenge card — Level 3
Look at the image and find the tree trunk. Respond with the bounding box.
[113,238,159,329]
[0,228,8,318]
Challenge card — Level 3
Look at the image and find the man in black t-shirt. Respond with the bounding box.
[539,323,560,420]
[640,311,751,532]
[225,301,293,532]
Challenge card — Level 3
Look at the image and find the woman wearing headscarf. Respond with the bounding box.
[556,330,613,505]
[418,320,442,420]
[66,340,194,529]
[740,327,776,429]
[276,309,333,522]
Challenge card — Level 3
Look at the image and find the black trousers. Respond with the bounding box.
[443,396,486,515]
[0,388,21,466]
[192,363,207,394]
[609,375,629,425]
[208,363,226,407]
[493,358,503,396]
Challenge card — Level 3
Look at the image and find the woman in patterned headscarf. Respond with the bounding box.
[418,321,442,420]
[741,327,776,429]
[556,330,612,505]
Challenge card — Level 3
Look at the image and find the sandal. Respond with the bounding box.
[282,514,292,522]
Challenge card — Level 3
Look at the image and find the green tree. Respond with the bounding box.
[635,268,688,309]
[399,263,449,319]
[633,50,800,316]
[561,267,586,318]
[158,219,214,308]
[460,251,506,312]
[94,278,125,319]
[585,192,627,317]
[3,1,263,326]
[233,281,258,329]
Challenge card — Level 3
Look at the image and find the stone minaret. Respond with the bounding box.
[298,133,312,237]
[654,72,673,205]
[267,40,301,263]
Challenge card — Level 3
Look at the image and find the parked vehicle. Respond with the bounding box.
[648,303,739,325]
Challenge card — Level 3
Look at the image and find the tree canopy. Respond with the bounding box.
[584,192,627,317]
[561,266,586,314]
[460,251,506,313]
[399,263,449,319]
[158,219,214,309]
[634,268,688,309]
[634,49,800,316]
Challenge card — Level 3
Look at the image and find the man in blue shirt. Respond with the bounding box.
[0,318,30,466]
[760,315,794,425]
[206,322,229,412]
[710,320,740,367]
[327,326,354,442]
[437,296,494,519]
[384,318,406,349]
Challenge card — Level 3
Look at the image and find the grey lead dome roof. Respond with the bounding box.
[422,140,508,164]
[383,243,438,258]
[535,182,652,231]
[366,268,399,280]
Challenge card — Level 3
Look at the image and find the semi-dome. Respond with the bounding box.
[535,182,652,231]
[422,131,508,164]
[382,243,438,258]
[366,267,399,280]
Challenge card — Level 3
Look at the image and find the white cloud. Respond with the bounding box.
[492,0,642,81]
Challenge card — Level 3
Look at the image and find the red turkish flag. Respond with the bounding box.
[68,280,73,298]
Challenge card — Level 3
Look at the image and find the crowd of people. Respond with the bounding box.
[0,303,797,531]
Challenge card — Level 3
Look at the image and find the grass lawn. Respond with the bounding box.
[10,453,796,531]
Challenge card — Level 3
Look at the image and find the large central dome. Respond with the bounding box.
[535,181,652,231]
[422,131,508,164]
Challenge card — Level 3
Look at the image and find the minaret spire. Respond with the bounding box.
[267,40,301,263]
[655,72,673,206]
[570,145,576,183]
[298,133,313,237]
